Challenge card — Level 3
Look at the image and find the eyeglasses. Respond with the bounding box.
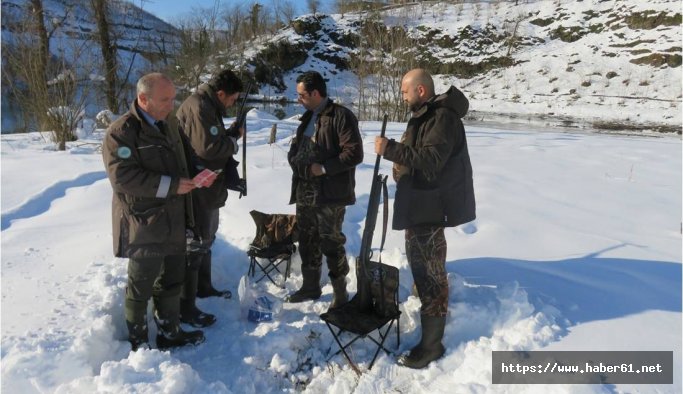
[297,91,310,99]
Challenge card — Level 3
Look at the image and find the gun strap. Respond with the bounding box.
[378,175,389,263]
[240,118,246,198]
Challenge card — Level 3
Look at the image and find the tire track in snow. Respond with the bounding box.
[1,171,107,231]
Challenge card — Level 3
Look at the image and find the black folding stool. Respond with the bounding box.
[247,210,297,288]
[320,262,401,372]
[320,115,400,372]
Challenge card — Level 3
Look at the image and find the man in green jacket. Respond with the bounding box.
[176,70,244,327]
[375,68,476,369]
[102,73,208,351]
[286,71,364,310]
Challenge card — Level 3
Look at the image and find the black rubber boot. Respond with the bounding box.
[328,275,348,310]
[154,295,205,350]
[125,299,149,351]
[180,267,216,328]
[286,267,322,303]
[397,315,446,369]
[197,251,232,299]
[155,325,205,350]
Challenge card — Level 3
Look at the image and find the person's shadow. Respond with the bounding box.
[450,244,681,325]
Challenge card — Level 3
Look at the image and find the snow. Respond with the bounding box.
[1,107,680,393]
[238,0,680,130]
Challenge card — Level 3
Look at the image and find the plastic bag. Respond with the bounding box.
[238,276,282,323]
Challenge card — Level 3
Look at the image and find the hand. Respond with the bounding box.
[375,136,388,155]
[203,173,217,187]
[228,123,245,139]
[310,163,325,177]
[192,169,218,188]
[177,178,196,194]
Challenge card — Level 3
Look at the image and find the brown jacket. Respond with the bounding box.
[288,99,363,206]
[384,86,476,228]
[102,101,193,258]
[176,84,239,212]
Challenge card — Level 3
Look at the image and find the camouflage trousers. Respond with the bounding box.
[405,226,448,317]
[296,204,349,279]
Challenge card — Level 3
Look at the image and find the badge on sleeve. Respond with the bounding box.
[210,126,219,136]
[117,146,132,159]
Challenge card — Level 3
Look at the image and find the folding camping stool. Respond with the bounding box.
[320,262,401,371]
[247,210,298,288]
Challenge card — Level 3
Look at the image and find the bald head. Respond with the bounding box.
[403,69,435,96]
[401,68,435,112]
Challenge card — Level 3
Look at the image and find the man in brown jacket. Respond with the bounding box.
[102,73,208,350]
[176,70,244,327]
[375,69,475,369]
[286,71,363,310]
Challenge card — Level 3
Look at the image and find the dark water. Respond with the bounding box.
[247,101,304,119]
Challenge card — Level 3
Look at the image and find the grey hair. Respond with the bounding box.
[136,73,172,95]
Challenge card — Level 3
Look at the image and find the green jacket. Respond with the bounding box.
[384,86,476,228]
[176,84,239,213]
[102,100,194,258]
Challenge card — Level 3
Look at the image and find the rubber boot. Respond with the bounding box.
[328,275,348,310]
[154,295,204,350]
[286,267,322,303]
[180,266,216,328]
[125,298,150,351]
[397,315,446,369]
[197,251,232,299]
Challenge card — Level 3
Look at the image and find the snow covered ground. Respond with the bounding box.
[1,109,681,393]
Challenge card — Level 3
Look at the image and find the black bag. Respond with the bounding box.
[392,174,446,230]
[367,261,399,317]
[224,157,245,193]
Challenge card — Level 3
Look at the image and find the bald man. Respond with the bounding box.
[375,69,476,369]
[103,73,207,351]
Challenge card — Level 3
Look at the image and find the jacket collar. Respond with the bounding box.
[301,98,335,124]
[411,95,436,119]
[130,100,166,135]
[198,84,226,116]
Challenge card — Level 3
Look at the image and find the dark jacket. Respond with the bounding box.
[102,101,194,258]
[176,84,239,213]
[288,99,363,206]
[383,86,476,228]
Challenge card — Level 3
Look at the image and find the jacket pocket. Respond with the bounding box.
[137,144,170,173]
[127,201,170,245]
[321,172,350,201]
[393,175,446,230]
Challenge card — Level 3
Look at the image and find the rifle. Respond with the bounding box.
[224,81,252,198]
[354,114,389,312]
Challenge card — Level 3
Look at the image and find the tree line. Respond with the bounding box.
[1,0,526,146]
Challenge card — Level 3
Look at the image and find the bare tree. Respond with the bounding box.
[249,3,263,38]
[307,0,320,15]
[91,0,119,112]
[29,0,50,107]
[266,0,296,34]
[349,9,415,121]
[278,0,296,26]
[3,0,72,132]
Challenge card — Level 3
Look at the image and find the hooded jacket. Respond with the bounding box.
[383,86,476,228]
[102,101,194,258]
[288,99,363,206]
[176,84,239,213]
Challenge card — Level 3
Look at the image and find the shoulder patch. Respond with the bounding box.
[117,146,132,159]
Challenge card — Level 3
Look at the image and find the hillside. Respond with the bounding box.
[1,0,178,67]
[1,0,179,132]
[229,0,681,132]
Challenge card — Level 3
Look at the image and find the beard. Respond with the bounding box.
[408,101,421,112]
